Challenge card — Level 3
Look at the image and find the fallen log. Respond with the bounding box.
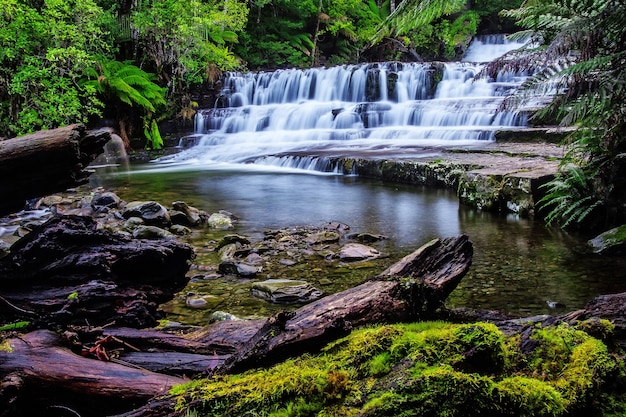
[213,235,473,374]
[0,330,185,417]
[0,124,112,215]
[0,235,472,416]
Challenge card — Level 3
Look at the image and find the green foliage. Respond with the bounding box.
[502,0,626,229]
[0,0,113,136]
[538,164,603,228]
[170,322,622,416]
[371,0,467,43]
[0,321,30,332]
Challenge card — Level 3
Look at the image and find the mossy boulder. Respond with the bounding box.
[588,224,626,255]
[170,321,623,416]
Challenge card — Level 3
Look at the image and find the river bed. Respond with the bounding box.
[89,164,626,324]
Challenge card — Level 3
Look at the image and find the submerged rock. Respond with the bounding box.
[251,278,323,304]
[218,261,259,277]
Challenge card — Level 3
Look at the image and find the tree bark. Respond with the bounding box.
[0,124,112,215]
[0,330,185,417]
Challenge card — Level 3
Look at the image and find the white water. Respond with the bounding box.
[157,35,532,172]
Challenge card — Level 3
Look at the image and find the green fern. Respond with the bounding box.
[371,0,466,43]
[538,165,603,228]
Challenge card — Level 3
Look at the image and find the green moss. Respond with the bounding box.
[0,339,12,353]
[171,322,621,417]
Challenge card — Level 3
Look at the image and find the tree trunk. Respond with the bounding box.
[0,330,185,417]
[0,124,112,215]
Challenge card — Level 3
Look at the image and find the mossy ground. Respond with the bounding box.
[171,321,625,417]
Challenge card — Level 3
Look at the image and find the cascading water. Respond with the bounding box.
[158,35,532,172]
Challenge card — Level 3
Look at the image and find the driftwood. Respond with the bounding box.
[0,215,195,328]
[0,124,112,215]
[0,235,473,417]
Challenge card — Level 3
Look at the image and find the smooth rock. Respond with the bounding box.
[132,225,174,239]
[339,242,381,262]
[251,279,323,304]
[218,261,259,277]
[588,224,626,255]
[123,201,171,227]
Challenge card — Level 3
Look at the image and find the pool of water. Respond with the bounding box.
[91,164,626,321]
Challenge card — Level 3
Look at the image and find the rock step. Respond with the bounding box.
[333,141,564,217]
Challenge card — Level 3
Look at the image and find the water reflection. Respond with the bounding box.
[92,166,626,319]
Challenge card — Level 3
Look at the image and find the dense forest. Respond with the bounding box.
[1,0,625,230]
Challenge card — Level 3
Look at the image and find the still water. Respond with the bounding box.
[94,165,626,320]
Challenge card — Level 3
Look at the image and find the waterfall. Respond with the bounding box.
[158,35,533,172]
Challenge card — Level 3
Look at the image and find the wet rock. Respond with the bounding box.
[305,231,341,245]
[132,225,174,239]
[588,224,626,255]
[171,201,206,226]
[208,212,234,229]
[123,216,145,232]
[209,311,241,323]
[170,224,192,236]
[123,201,171,227]
[218,261,259,277]
[91,191,121,210]
[251,279,323,304]
[216,234,251,250]
[339,242,381,262]
[347,232,388,243]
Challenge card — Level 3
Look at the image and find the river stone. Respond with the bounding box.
[170,224,192,235]
[123,216,144,232]
[339,242,381,261]
[91,191,121,209]
[208,212,233,228]
[132,225,174,239]
[588,224,626,255]
[209,311,241,322]
[123,201,171,227]
[218,261,259,277]
[216,234,251,250]
[251,279,323,304]
[305,231,341,244]
[171,201,206,226]
[347,232,388,243]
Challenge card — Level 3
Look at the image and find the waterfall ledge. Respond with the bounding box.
[333,138,564,217]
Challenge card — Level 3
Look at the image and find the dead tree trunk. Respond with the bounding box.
[0,330,185,417]
[0,124,112,215]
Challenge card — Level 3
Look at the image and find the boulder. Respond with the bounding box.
[588,224,626,255]
[123,201,171,227]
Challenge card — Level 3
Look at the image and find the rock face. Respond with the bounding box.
[588,224,626,254]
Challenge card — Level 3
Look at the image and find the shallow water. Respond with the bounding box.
[91,164,626,323]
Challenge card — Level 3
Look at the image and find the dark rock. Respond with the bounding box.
[123,201,171,227]
[91,191,121,209]
[218,261,259,277]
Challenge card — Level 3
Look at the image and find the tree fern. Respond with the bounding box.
[82,59,166,148]
[498,0,626,229]
[371,0,466,43]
